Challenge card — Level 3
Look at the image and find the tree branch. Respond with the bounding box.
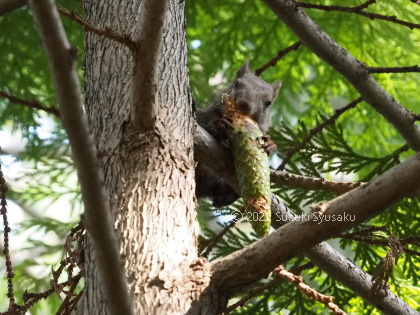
[225,263,314,313]
[0,91,60,118]
[297,1,420,30]
[273,266,346,315]
[0,0,26,16]
[211,152,420,300]
[200,218,238,258]
[131,0,168,131]
[57,6,135,49]
[262,0,420,151]
[194,125,417,314]
[352,0,377,11]
[278,97,362,170]
[255,40,303,76]
[28,0,133,314]
[368,65,420,73]
[271,170,364,194]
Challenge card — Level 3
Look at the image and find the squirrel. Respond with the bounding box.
[195,61,282,207]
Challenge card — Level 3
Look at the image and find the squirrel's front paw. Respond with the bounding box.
[219,115,234,129]
[261,136,277,154]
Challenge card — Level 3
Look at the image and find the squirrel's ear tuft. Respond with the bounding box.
[272,81,282,99]
[235,60,250,78]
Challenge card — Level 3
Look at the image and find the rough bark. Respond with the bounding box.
[78,0,205,313]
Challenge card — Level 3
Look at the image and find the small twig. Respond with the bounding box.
[57,6,135,50]
[66,289,84,314]
[368,65,420,73]
[274,265,347,315]
[0,91,60,118]
[341,226,420,255]
[352,0,376,11]
[297,1,420,30]
[278,97,362,170]
[56,274,83,315]
[372,234,403,295]
[224,278,279,313]
[200,218,238,258]
[297,1,373,13]
[0,165,16,311]
[341,226,420,296]
[224,262,314,313]
[271,170,365,194]
[289,261,315,275]
[408,0,420,5]
[255,41,303,76]
[19,276,82,315]
[388,143,410,160]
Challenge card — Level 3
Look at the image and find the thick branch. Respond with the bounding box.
[131,0,168,131]
[262,0,420,151]
[0,0,26,16]
[194,125,417,314]
[28,1,133,314]
[211,152,420,295]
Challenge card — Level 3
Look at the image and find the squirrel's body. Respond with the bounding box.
[195,61,281,207]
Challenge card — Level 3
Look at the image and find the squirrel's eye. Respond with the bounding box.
[264,100,272,107]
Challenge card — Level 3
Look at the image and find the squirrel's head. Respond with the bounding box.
[230,61,282,133]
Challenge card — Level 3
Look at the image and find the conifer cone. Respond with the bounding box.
[222,95,271,237]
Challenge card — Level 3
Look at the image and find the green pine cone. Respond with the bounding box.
[224,102,271,238]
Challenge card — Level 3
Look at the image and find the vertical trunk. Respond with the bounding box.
[77,1,209,313]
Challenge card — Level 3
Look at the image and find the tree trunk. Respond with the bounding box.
[76,1,209,313]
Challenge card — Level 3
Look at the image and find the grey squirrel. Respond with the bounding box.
[195,61,281,207]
